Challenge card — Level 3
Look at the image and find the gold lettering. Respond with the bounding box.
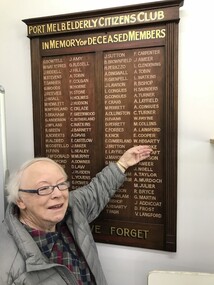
[28,24,45,34]
[41,29,166,50]
[91,224,101,234]
[110,227,149,239]
[27,9,168,36]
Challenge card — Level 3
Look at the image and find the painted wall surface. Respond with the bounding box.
[0,87,7,222]
[0,0,214,284]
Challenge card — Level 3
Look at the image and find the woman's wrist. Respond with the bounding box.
[116,160,127,173]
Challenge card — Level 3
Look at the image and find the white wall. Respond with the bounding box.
[1,0,214,284]
[0,86,7,222]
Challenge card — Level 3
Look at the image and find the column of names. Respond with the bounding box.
[103,51,133,217]
[132,48,164,222]
[43,58,70,169]
[69,54,96,190]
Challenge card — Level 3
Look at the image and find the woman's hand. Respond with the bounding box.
[117,145,153,171]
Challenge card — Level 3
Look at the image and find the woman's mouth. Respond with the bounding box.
[48,203,63,210]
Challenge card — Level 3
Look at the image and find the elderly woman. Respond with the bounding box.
[0,145,152,285]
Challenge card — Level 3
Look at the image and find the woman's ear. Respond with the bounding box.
[16,197,26,210]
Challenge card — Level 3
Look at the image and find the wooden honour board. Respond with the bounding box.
[23,0,184,251]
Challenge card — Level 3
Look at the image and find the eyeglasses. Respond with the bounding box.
[19,181,70,196]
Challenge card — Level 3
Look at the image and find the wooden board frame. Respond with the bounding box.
[23,0,184,251]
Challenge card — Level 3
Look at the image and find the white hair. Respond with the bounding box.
[6,157,67,204]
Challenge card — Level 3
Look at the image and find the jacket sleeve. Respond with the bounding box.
[68,162,126,223]
[0,221,24,285]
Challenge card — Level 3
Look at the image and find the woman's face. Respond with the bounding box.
[17,161,69,232]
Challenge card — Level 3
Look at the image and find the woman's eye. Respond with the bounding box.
[39,186,50,191]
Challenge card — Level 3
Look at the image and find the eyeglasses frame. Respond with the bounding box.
[19,181,70,196]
